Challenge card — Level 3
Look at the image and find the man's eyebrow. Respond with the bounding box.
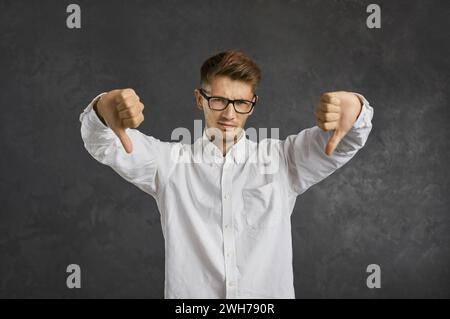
[210,93,253,100]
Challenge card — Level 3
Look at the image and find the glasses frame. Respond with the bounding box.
[198,88,257,114]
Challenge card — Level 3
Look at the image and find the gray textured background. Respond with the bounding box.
[0,0,449,298]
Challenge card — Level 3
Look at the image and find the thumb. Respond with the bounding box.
[115,127,133,154]
[325,130,343,156]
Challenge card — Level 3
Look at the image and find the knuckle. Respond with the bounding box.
[119,91,128,100]
[124,100,133,109]
[115,96,124,104]
[124,88,135,96]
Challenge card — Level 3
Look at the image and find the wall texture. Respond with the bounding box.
[0,0,449,298]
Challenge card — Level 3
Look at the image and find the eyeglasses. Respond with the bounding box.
[198,88,257,114]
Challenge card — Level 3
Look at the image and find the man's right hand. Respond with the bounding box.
[95,88,144,154]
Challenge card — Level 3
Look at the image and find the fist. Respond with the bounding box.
[315,91,362,156]
[95,88,144,154]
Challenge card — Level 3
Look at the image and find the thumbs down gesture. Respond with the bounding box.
[94,88,145,154]
[315,91,363,156]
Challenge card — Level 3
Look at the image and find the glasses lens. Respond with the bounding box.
[209,98,228,110]
[234,101,253,113]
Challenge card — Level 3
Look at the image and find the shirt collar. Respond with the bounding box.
[195,128,249,165]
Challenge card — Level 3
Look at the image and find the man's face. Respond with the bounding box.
[195,76,257,142]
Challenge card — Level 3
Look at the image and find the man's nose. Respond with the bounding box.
[222,101,236,119]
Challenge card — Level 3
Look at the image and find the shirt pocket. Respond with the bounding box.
[242,182,281,229]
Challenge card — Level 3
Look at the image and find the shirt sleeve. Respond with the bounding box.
[282,93,374,195]
[79,93,170,199]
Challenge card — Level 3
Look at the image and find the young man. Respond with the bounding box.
[79,50,373,298]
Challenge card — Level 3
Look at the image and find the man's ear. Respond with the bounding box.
[194,89,204,111]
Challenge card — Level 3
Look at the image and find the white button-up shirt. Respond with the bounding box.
[80,93,374,299]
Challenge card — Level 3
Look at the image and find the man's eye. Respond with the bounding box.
[236,100,251,106]
[212,98,227,104]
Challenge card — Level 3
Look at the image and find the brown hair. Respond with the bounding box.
[200,50,262,92]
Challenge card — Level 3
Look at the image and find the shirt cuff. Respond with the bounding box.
[79,93,110,130]
[350,93,374,130]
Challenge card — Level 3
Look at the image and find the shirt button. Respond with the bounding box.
[228,281,234,287]
[224,224,230,229]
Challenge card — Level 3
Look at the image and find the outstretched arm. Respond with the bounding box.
[283,91,374,195]
[79,89,168,198]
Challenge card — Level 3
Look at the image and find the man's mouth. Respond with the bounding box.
[217,122,236,130]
